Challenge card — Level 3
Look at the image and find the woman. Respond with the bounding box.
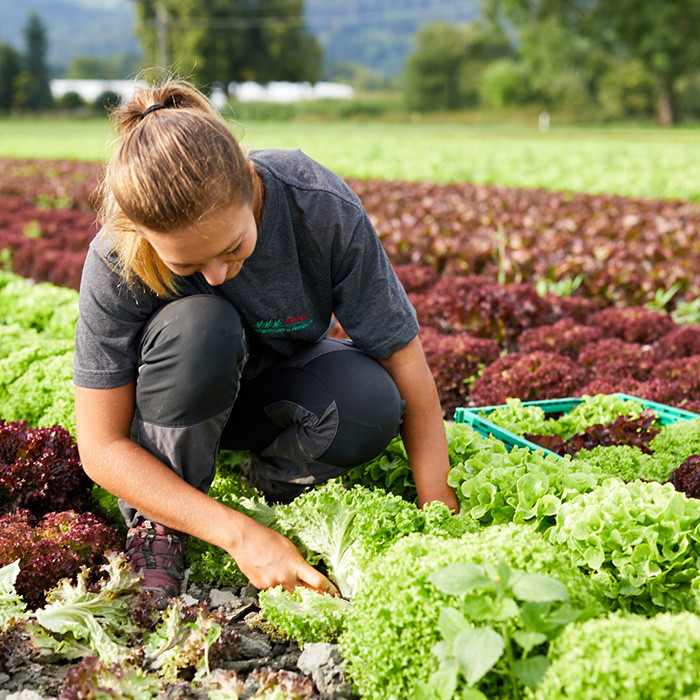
[73,79,457,601]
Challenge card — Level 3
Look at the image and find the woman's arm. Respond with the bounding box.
[379,336,459,511]
[74,382,337,594]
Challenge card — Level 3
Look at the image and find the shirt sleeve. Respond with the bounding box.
[331,211,419,359]
[73,238,161,389]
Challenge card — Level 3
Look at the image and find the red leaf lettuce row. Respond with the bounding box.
[0,420,93,518]
[469,352,588,406]
[589,306,677,344]
[666,455,700,499]
[419,326,500,417]
[0,509,121,607]
[577,338,662,381]
[0,158,102,212]
[656,325,700,359]
[517,318,603,358]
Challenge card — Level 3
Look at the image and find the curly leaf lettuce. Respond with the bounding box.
[275,481,472,599]
[549,478,700,614]
[449,446,606,531]
[275,482,424,598]
[535,612,700,700]
[484,395,646,440]
[341,524,600,700]
[342,421,505,503]
[0,560,26,628]
[34,552,145,665]
[258,586,352,644]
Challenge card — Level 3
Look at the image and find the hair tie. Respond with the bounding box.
[142,103,167,117]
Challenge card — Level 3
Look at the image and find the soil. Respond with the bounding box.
[0,579,357,700]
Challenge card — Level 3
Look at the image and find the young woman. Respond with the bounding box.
[73,79,457,600]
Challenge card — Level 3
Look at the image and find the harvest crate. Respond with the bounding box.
[454,393,699,456]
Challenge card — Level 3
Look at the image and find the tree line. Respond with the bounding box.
[3,1,700,124]
[0,12,52,112]
[406,0,700,124]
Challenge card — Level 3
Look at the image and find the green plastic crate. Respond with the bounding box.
[453,393,699,456]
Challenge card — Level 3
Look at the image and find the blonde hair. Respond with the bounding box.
[98,79,252,298]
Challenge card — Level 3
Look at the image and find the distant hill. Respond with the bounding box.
[305,0,480,77]
[0,0,140,71]
[0,0,479,78]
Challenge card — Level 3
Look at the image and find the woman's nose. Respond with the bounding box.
[201,260,228,286]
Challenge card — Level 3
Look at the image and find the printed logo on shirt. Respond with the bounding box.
[255,313,313,334]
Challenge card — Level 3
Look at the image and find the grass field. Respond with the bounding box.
[3,117,700,201]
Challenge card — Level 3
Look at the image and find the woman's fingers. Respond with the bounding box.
[296,563,340,597]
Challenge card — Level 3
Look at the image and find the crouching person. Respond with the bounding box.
[73,78,457,602]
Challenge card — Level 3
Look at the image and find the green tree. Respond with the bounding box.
[324,62,389,91]
[20,11,52,111]
[67,56,109,79]
[93,90,121,115]
[404,21,512,111]
[0,43,20,111]
[133,0,321,89]
[479,59,536,108]
[485,0,700,124]
[67,53,143,80]
[515,16,610,114]
[57,91,86,111]
[404,22,465,110]
[597,59,657,121]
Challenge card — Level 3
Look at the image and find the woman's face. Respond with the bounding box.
[139,203,258,286]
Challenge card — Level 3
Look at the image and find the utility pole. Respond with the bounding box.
[155,3,171,68]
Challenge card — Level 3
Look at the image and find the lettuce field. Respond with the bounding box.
[5,120,700,200]
[2,149,700,699]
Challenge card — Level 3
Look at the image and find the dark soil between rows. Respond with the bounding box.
[0,578,356,700]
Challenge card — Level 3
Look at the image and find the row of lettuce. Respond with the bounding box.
[4,270,700,699]
[6,157,700,418]
[4,156,700,308]
[8,185,700,418]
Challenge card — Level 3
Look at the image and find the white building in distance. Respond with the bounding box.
[50,79,355,107]
[50,79,148,103]
[229,81,355,103]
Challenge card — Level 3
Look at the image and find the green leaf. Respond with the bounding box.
[454,626,505,686]
[521,601,582,635]
[513,654,549,690]
[0,559,27,627]
[429,563,494,596]
[414,680,438,700]
[460,594,498,621]
[495,559,512,587]
[432,639,455,665]
[387,465,408,486]
[461,688,489,700]
[423,665,459,700]
[438,606,470,642]
[491,597,520,621]
[512,629,548,652]
[511,573,569,602]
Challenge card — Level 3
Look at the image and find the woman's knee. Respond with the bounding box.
[308,350,404,469]
[137,295,247,423]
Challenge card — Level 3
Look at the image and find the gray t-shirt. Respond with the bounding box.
[73,148,419,390]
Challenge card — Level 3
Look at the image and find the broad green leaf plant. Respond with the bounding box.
[416,560,582,700]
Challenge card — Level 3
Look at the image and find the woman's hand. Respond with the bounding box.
[227,518,339,595]
[423,482,460,513]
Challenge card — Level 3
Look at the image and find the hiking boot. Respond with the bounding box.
[125,518,187,601]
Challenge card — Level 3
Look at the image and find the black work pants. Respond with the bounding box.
[120,295,404,525]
